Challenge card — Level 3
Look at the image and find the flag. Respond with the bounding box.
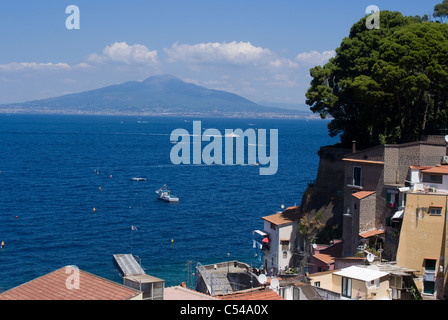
[131,225,138,231]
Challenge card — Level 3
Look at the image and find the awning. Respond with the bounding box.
[392,210,404,220]
[262,237,270,243]
[254,230,268,237]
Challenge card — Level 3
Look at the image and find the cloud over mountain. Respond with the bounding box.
[87,42,159,65]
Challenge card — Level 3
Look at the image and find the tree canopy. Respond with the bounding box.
[306,10,448,149]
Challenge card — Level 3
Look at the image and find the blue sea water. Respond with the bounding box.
[0,114,337,292]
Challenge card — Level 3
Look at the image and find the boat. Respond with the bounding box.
[131,177,146,181]
[155,185,179,202]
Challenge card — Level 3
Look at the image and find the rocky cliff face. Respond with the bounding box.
[295,145,351,256]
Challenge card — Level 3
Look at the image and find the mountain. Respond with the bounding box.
[1,74,311,118]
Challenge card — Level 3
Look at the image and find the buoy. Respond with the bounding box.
[110,174,112,178]
[98,187,101,191]
[1,241,4,249]
[171,239,174,245]
[93,207,96,213]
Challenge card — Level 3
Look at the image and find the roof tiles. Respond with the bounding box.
[0,266,141,300]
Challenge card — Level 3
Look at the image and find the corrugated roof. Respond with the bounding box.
[0,266,141,300]
[334,266,388,282]
[352,191,376,200]
[262,206,300,226]
[217,288,284,300]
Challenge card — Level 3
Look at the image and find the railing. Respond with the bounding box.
[195,262,233,296]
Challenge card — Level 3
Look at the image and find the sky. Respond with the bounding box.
[0,0,442,105]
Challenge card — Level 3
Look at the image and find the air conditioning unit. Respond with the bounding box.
[442,156,448,165]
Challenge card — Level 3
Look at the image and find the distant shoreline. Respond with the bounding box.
[0,108,324,120]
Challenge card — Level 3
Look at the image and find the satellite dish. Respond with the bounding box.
[281,204,285,209]
[312,243,317,249]
[367,253,374,263]
[445,135,448,143]
[270,278,280,289]
[258,274,267,285]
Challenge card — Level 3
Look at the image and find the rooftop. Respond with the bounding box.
[216,287,284,300]
[420,165,448,175]
[164,284,218,300]
[359,229,385,239]
[352,191,376,200]
[334,266,388,282]
[262,206,301,226]
[0,266,141,300]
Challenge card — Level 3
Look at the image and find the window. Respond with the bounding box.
[341,277,352,298]
[424,259,436,295]
[353,167,362,186]
[423,174,443,184]
[429,207,442,216]
[314,281,321,287]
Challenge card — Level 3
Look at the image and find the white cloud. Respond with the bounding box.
[87,42,158,65]
[0,62,72,72]
[165,41,274,66]
[295,50,335,66]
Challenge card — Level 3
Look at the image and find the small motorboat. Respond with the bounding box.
[155,185,179,202]
[131,177,146,181]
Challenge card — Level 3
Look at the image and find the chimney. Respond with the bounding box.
[352,140,356,154]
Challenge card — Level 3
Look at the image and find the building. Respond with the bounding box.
[309,265,390,300]
[396,168,448,299]
[309,240,343,273]
[256,206,301,275]
[0,266,142,300]
[342,138,446,259]
[195,261,259,296]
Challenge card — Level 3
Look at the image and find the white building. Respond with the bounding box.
[409,164,448,194]
[256,206,300,275]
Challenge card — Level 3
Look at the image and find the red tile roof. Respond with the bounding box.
[262,206,300,226]
[352,191,376,200]
[359,229,385,239]
[0,266,141,300]
[217,288,283,300]
[313,253,335,265]
[420,165,448,175]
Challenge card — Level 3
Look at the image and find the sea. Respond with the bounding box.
[0,114,338,292]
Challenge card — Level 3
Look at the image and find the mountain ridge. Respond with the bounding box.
[0,74,314,118]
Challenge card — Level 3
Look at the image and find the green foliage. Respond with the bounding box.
[306,10,448,149]
[434,0,448,22]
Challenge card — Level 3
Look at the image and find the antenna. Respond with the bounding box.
[258,274,267,285]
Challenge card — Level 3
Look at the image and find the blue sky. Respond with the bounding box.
[0,0,442,105]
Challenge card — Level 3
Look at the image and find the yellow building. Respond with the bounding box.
[396,190,448,299]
